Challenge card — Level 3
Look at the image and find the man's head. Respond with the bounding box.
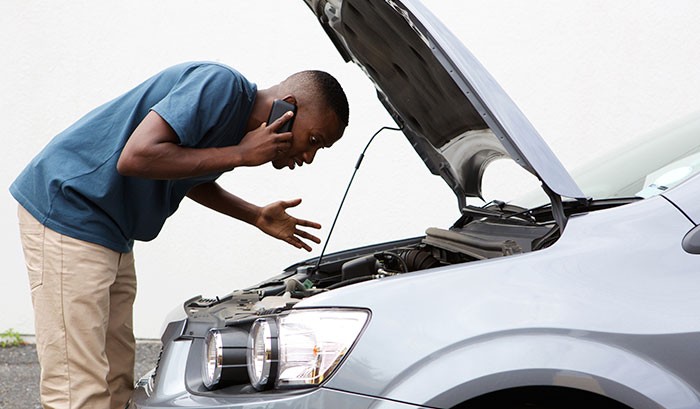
[270,70,349,170]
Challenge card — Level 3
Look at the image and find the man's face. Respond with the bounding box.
[272,105,343,170]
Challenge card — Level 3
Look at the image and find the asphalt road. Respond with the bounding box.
[0,341,161,409]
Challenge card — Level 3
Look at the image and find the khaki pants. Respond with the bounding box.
[18,205,137,409]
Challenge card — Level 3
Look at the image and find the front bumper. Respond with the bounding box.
[127,329,425,409]
[129,382,426,409]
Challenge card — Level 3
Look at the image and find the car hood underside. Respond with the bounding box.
[304,0,586,207]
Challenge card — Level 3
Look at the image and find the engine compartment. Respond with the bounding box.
[323,218,553,290]
[184,207,557,328]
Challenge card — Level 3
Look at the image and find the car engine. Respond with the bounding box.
[183,206,556,328]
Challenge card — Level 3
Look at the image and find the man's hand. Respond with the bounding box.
[255,198,321,251]
[237,111,294,167]
[187,184,320,251]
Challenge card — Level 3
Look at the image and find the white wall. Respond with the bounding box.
[2,0,700,339]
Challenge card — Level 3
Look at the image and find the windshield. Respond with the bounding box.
[479,111,700,209]
[571,111,700,200]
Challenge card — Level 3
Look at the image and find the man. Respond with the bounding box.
[11,61,349,408]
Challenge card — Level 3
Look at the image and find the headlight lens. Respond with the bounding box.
[247,309,369,390]
[247,318,279,390]
[203,329,223,388]
[202,328,248,389]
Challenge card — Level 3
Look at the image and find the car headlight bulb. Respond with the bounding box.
[247,309,369,390]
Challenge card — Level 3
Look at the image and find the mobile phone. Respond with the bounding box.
[267,99,297,133]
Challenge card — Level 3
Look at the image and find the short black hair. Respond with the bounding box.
[288,70,349,128]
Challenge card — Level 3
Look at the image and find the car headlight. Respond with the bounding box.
[247,308,369,390]
[247,317,279,389]
[202,327,248,389]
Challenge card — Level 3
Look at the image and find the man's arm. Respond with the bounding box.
[116,110,293,179]
[187,182,321,251]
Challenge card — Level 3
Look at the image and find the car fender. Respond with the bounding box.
[379,332,699,409]
[663,157,700,225]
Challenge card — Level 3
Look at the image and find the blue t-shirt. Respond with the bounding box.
[10,62,257,253]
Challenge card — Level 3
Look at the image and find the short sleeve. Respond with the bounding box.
[151,64,240,147]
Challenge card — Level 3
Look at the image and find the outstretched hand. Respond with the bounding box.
[255,198,321,251]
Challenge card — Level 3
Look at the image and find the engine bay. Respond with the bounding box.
[183,205,564,328]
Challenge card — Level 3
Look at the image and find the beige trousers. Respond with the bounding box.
[18,205,137,409]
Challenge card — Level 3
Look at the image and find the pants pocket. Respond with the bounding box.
[21,229,44,290]
[18,207,45,290]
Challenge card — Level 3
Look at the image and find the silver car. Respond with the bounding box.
[128,0,700,408]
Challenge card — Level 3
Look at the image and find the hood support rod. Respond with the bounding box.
[543,184,567,233]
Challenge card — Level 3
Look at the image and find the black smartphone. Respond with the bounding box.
[266,99,297,133]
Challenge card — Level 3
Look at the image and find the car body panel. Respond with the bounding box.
[132,193,700,408]
[130,388,426,409]
[298,195,700,406]
[304,0,585,205]
[132,369,424,409]
[664,172,700,225]
[399,334,687,409]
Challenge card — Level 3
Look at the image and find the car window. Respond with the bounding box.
[571,111,700,200]
[479,111,700,209]
[635,151,700,198]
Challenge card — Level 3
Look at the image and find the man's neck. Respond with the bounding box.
[246,87,275,132]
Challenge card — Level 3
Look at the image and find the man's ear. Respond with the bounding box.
[282,95,297,106]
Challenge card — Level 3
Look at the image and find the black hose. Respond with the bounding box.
[326,275,376,290]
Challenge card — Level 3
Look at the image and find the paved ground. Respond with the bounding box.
[0,341,162,409]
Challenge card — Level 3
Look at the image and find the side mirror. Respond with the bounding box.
[682,224,700,254]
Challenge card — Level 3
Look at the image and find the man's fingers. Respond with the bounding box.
[280,198,303,209]
[260,199,321,252]
[274,133,293,143]
[269,111,294,132]
[275,136,292,151]
[287,236,312,252]
[282,228,320,251]
[286,237,302,249]
[295,229,321,244]
[295,218,321,229]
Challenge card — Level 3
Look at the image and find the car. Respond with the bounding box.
[128,0,700,408]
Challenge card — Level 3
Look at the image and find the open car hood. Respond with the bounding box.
[304,0,586,207]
